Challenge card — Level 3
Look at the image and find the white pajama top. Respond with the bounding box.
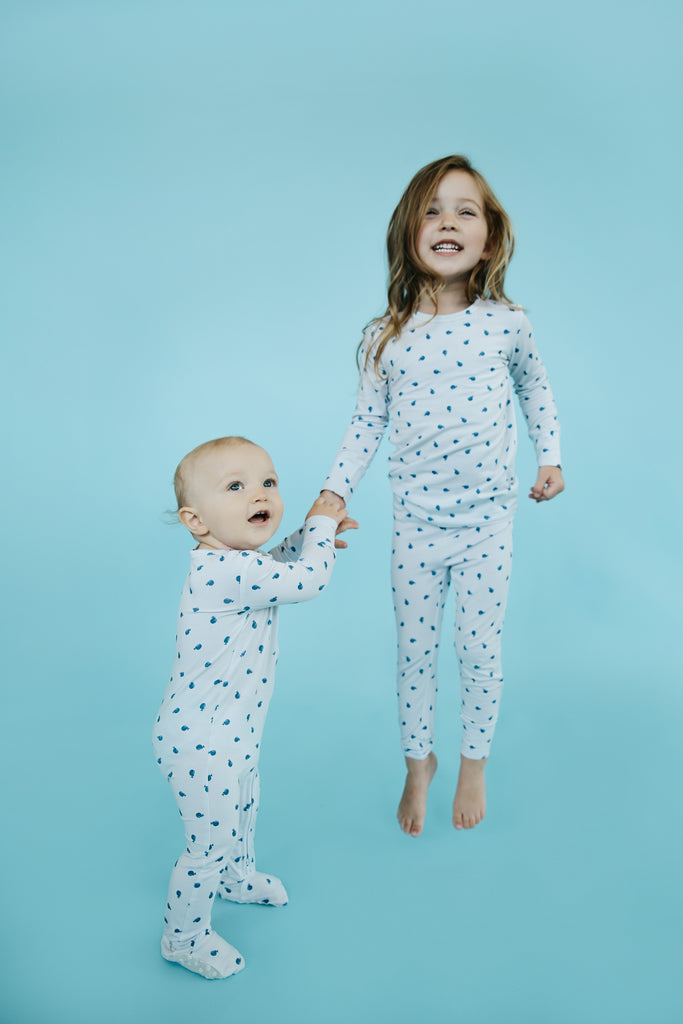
[325,299,561,527]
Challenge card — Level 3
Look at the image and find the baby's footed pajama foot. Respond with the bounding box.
[219,871,288,906]
[161,929,245,980]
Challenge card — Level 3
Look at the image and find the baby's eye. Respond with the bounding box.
[228,481,242,491]
[263,478,277,488]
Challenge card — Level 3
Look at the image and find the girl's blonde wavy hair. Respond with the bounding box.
[362,155,516,375]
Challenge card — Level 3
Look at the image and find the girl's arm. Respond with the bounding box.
[509,312,563,470]
[323,328,390,504]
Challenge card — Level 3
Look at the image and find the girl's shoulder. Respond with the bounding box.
[477,297,527,319]
[477,299,532,335]
[356,314,392,370]
[363,314,391,342]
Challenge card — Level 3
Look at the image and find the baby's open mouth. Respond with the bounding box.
[248,510,270,524]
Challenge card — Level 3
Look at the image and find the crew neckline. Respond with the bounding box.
[411,297,482,322]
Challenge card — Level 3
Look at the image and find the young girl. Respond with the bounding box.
[321,155,563,837]
[154,436,354,979]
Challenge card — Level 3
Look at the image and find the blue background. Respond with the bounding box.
[3,1,682,1021]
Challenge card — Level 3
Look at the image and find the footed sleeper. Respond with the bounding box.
[153,516,336,965]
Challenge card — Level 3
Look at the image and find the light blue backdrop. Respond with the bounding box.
[3,1,682,1021]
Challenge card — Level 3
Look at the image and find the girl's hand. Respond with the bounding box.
[529,466,565,503]
[319,489,346,511]
[332,515,359,550]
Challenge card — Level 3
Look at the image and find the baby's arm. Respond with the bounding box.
[317,491,357,548]
[307,496,358,541]
[240,501,350,609]
[269,498,357,561]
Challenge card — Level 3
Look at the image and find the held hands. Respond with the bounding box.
[307,491,359,549]
[529,465,565,503]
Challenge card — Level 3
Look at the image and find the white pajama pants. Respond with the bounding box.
[391,514,513,761]
[154,695,267,944]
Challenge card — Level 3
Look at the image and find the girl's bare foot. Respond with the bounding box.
[452,755,487,830]
[397,752,438,837]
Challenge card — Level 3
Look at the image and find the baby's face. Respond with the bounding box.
[185,442,284,551]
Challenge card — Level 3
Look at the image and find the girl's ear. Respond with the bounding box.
[178,507,209,536]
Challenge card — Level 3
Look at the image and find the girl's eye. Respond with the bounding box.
[426,208,438,216]
[460,209,475,216]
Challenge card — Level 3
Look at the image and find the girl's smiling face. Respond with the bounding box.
[179,441,284,550]
[415,170,491,291]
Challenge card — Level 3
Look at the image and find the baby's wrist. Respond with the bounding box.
[305,513,340,535]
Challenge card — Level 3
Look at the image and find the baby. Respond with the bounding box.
[153,436,355,979]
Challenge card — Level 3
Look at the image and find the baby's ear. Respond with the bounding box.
[178,507,208,536]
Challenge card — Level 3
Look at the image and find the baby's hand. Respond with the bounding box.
[307,496,349,525]
[529,465,565,503]
[307,495,359,549]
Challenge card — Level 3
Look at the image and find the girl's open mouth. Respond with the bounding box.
[248,510,270,524]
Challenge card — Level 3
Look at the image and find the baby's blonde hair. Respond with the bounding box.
[174,436,254,509]
[363,155,516,375]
